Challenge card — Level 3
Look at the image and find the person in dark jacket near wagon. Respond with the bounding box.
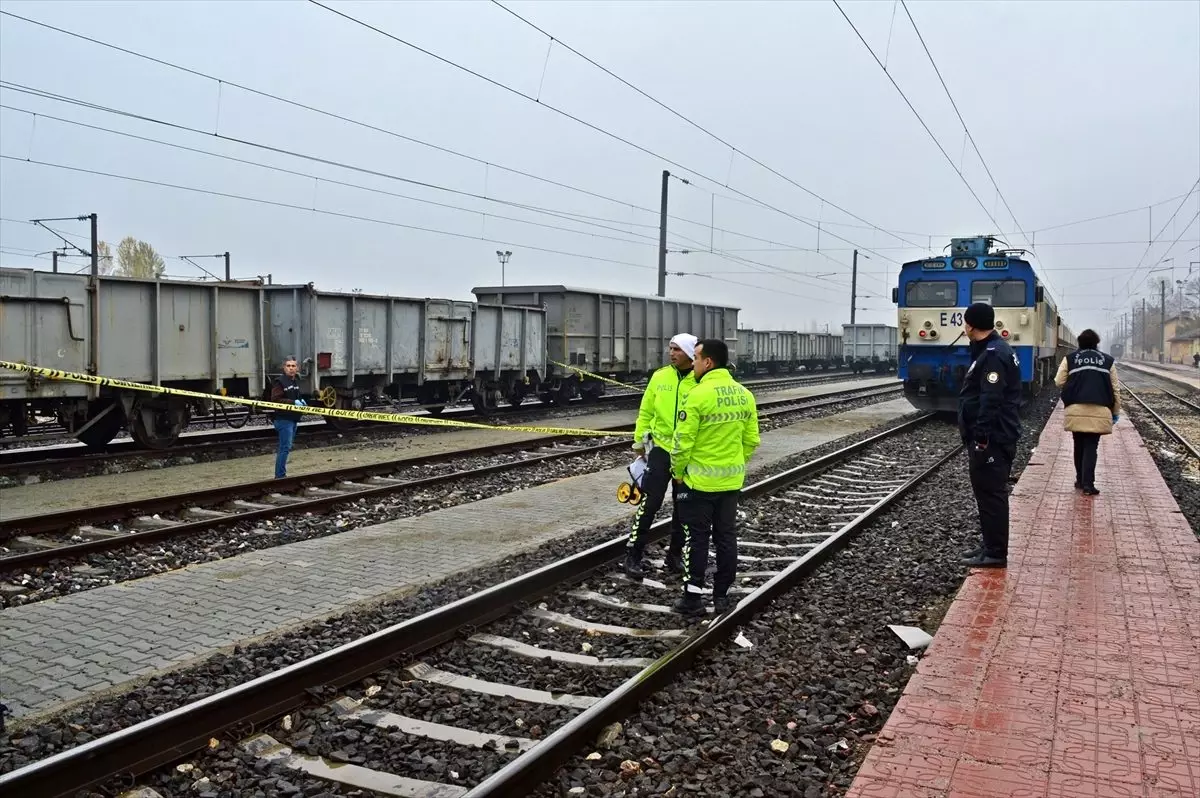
[1054,329,1121,495]
[957,302,1022,569]
[271,357,305,479]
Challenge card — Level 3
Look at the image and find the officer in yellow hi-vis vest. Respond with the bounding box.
[623,333,699,580]
[670,338,760,617]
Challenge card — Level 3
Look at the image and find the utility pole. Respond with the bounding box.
[850,250,859,324]
[52,250,59,273]
[495,250,512,287]
[224,251,231,281]
[1142,297,1146,358]
[89,213,98,277]
[658,170,670,297]
[1160,279,1167,363]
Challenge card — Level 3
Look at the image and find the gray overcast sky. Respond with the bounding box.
[1,0,1197,336]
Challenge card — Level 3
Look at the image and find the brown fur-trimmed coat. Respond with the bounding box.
[1054,358,1121,434]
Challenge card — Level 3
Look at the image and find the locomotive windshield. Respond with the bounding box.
[905,280,957,307]
[971,279,1026,307]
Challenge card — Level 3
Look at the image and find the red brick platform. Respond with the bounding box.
[848,407,1200,798]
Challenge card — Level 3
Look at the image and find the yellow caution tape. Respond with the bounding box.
[0,360,626,437]
[550,360,643,391]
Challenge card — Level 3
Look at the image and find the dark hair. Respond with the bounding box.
[696,338,729,368]
[1077,329,1100,350]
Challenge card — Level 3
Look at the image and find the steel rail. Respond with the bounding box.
[466,439,962,796]
[0,373,880,470]
[0,385,903,566]
[0,414,933,797]
[1120,383,1200,460]
[1164,388,1200,414]
[0,391,640,471]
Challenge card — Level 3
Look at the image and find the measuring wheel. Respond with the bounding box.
[616,481,643,505]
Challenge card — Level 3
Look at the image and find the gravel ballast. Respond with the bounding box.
[529,389,1060,798]
[1,393,905,608]
[0,406,922,782]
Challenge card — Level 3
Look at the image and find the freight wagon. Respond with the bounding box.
[0,267,550,449]
[734,327,756,374]
[472,285,738,403]
[751,330,800,374]
[842,324,898,373]
[797,332,844,371]
[0,266,267,449]
[263,284,546,417]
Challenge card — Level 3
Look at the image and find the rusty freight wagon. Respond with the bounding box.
[472,285,739,404]
[262,284,546,416]
[0,266,267,449]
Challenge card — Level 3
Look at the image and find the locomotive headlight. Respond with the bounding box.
[995,320,1004,329]
[1020,313,1029,326]
[923,320,932,329]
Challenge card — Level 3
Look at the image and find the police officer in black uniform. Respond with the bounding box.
[958,302,1022,568]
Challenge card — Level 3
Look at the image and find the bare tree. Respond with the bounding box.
[115,237,165,278]
[95,240,115,275]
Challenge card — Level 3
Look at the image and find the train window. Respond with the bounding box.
[971,280,1026,307]
[905,280,957,307]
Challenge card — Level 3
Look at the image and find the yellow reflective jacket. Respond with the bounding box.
[670,367,760,492]
[633,365,698,451]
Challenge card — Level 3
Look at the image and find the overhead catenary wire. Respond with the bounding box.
[0,153,665,272]
[302,1,906,266]
[0,9,909,270]
[1120,177,1200,299]
[898,0,1034,257]
[0,84,873,295]
[0,154,875,303]
[0,85,898,276]
[487,0,927,252]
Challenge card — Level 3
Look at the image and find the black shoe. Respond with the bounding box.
[1074,480,1083,490]
[1083,487,1100,496]
[962,553,1007,568]
[665,551,685,574]
[622,551,645,580]
[672,592,707,617]
[713,595,733,614]
[962,546,981,559]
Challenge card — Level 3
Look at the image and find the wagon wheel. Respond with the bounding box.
[324,394,362,431]
[129,396,189,449]
[551,386,574,407]
[75,401,124,450]
[471,389,500,416]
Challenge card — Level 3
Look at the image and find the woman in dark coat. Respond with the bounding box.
[1054,329,1121,495]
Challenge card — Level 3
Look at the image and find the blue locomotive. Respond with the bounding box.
[893,236,1075,413]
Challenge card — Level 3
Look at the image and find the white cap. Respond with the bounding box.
[670,333,698,359]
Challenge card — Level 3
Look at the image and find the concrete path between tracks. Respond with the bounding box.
[0,376,897,522]
[1121,360,1200,392]
[0,396,915,720]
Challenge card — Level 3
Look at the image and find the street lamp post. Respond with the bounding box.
[496,250,512,287]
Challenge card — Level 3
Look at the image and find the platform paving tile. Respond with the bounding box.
[847,406,1200,798]
[0,397,915,719]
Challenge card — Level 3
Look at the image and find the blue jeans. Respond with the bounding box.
[274,418,297,478]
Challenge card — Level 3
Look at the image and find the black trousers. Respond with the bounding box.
[676,486,739,598]
[1072,432,1100,489]
[626,445,685,556]
[967,443,1016,559]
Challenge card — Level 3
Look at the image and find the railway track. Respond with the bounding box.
[0,373,881,474]
[1120,381,1200,460]
[0,383,904,572]
[0,412,952,798]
